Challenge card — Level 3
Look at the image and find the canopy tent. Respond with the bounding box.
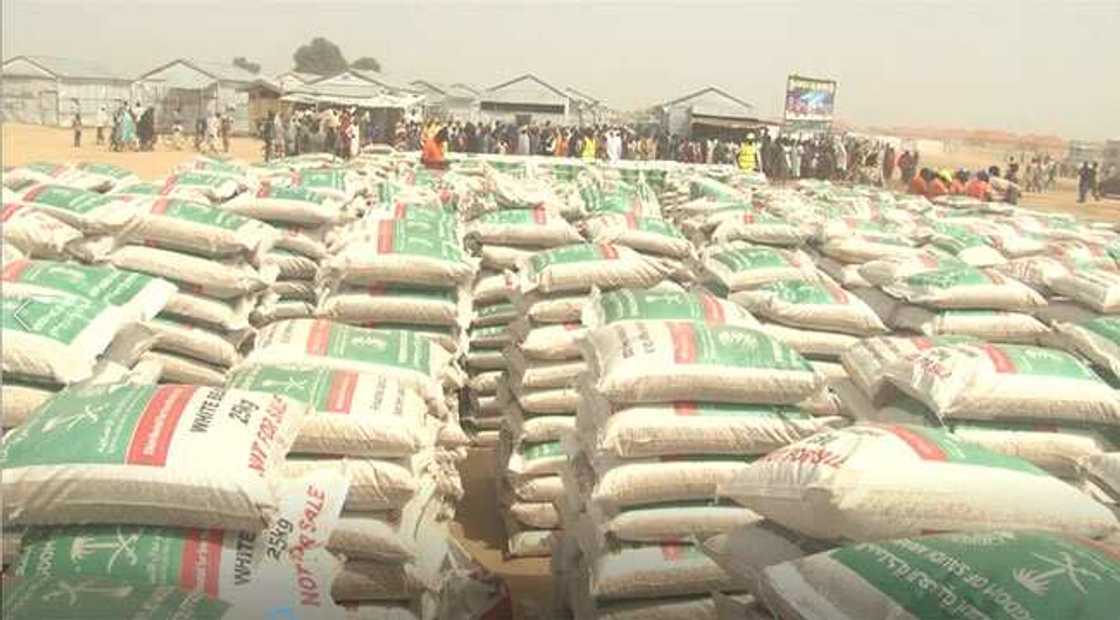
[279,91,423,110]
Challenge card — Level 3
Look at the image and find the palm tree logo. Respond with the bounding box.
[1014,552,1103,596]
[41,579,134,606]
[69,527,141,572]
[42,401,108,434]
[259,376,309,396]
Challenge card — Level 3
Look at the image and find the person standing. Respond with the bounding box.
[207,111,221,153]
[95,105,107,146]
[910,168,930,195]
[338,109,352,158]
[965,171,992,201]
[1078,162,1092,203]
[220,110,232,153]
[71,111,82,147]
[272,111,286,159]
[881,143,895,185]
[737,136,757,172]
[1090,162,1101,201]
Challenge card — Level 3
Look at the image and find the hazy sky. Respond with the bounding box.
[4,0,1118,139]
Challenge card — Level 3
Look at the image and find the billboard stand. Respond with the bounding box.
[783,74,837,137]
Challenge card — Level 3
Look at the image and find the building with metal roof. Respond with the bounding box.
[1,55,135,126]
[478,74,577,126]
[411,80,480,122]
[654,86,777,138]
[135,58,260,133]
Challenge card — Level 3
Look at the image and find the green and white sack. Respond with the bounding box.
[0,202,83,258]
[699,243,818,293]
[2,259,175,323]
[858,250,968,286]
[7,183,138,232]
[122,197,277,258]
[223,184,342,226]
[1056,316,1120,381]
[109,246,277,300]
[1,293,124,383]
[581,287,759,330]
[518,243,670,295]
[1051,269,1120,313]
[583,214,692,259]
[882,266,1046,311]
[466,206,582,248]
[319,285,467,328]
[324,219,474,288]
[890,306,1051,344]
[731,277,888,336]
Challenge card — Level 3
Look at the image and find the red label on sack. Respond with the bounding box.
[913,337,935,350]
[668,322,697,364]
[1,259,31,281]
[256,183,271,198]
[324,371,359,414]
[161,175,179,195]
[394,202,407,219]
[306,319,333,356]
[532,206,547,225]
[1,203,24,221]
[126,385,197,466]
[377,219,395,254]
[673,402,699,416]
[980,343,1016,373]
[21,185,48,203]
[149,198,172,215]
[625,212,638,230]
[884,424,947,462]
[179,528,224,597]
[598,244,619,260]
[699,294,725,324]
[742,212,755,224]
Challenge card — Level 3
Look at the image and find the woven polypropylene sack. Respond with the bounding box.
[122,197,277,258]
[858,250,969,287]
[884,342,1120,425]
[518,243,670,295]
[1,382,53,429]
[731,277,888,336]
[585,322,821,405]
[0,203,83,258]
[758,531,1120,620]
[1050,269,1120,313]
[324,219,474,288]
[466,206,583,248]
[1,384,307,530]
[581,287,759,330]
[841,336,976,402]
[710,211,810,247]
[7,183,138,233]
[163,292,255,331]
[109,246,276,300]
[319,285,466,328]
[2,259,175,323]
[142,351,227,385]
[882,266,1046,311]
[1,293,124,384]
[223,184,342,226]
[699,243,818,293]
[147,317,248,368]
[226,363,430,457]
[890,306,1051,344]
[589,544,737,602]
[721,424,1118,542]
[284,457,419,512]
[584,214,693,259]
[1056,317,1120,381]
[755,322,859,360]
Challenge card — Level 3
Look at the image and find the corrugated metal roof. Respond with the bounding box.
[351,70,422,94]
[411,80,479,100]
[2,55,133,81]
[140,59,258,84]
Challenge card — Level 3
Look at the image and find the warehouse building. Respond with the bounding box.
[655,86,777,139]
[1,55,134,127]
[135,58,259,134]
[411,80,480,122]
[479,74,575,126]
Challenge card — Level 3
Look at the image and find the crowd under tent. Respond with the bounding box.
[1,55,134,126]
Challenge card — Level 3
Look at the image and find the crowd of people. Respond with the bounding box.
[258,107,384,161]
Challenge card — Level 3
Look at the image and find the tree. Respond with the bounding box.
[232,56,261,75]
[293,37,348,76]
[351,56,381,72]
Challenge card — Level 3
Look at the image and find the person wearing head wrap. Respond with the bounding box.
[950,169,969,194]
[926,169,950,198]
[965,170,992,201]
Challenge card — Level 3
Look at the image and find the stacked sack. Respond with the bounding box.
[462,190,584,448]
[503,241,675,560]
[0,382,358,617]
[554,289,834,618]
[236,318,468,615]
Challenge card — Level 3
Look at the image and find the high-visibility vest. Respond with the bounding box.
[582,137,597,161]
[738,143,756,171]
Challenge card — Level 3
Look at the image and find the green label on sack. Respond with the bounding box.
[303,321,431,375]
[975,343,1099,381]
[711,246,794,272]
[933,223,986,251]
[829,531,1120,620]
[20,185,113,214]
[529,243,618,273]
[292,169,345,191]
[147,198,248,231]
[257,184,329,204]
[480,208,550,225]
[114,183,161,196]
[477,302,514,319]
[470,325,507,339]
[666,323,812,371]
[757,279,847,305]
[2,575,230,619]
[880,424,1047,474]
[632,216,684,239]
[1,294,105,344]
[904,266,995,289]
[77,162,134,179]
[24,162,68,177]
[227,364,369,415]
[376,219,462,260]
[0,384,204,467]
[598,289,728,324]
[1082,316,1120,346]
[367,284,456,302]
[670,402,812,419]
[2,260,155,307]
[171,172,229,189]
[521,441,564,461]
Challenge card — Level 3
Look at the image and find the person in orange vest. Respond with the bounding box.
[926,170,950,198]
[965,171,992,201]
[949,169,969,194]
[909,168,929,195]
[421,124,449,169]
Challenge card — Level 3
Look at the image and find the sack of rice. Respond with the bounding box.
[589,543,737,602]
[10,465,348,614]
[251,299,316,328]
[710,211,810,247]
[2,293,125,384]
[120,197,277,259]
[842,336,976,403]
[816,256,871,289]
[226,363,431,456]
[244,319,459,408]
[882,266,1046,310]
[262,249,318,281]
[699,243,818,293]
[513,385,581,415]
[1,383,307,530]
[818,232,921,264]
[858,250,969,286]
[505,320,584,360]
[506,439,566,477]
[507,347,584,390]
[508,501,561,530]
[583,214,692,259]
[885,342,1120,425]
[505,522,556,559]
[109,246,276,300]
[155,172,243,202]
[755,322,859,360]
[513,413,577,444]
[319,285,466,328]
[142,350,227,385]
[581,287,759,330]
[472,300,517,328]
[2,259,175,323]
[947,420,1119,480]
[721,424,1119,541]
[1081,452,1120,501]
[522,292,592,324]
[1056,317,1120,381]
[593,502,760,548]
[223,184,343,226]
[892,306,1051,343]
[508,474,565,505]
[1050,269,1120,313]
[468,370,504,395]
[323,220,475,288]
[930,222,1007,266]
[1,380,56,429]
[584,401,846,460]
[75,161,140,191]
[701,520,833,593]
[5,161,113,191]
[757,531,1120,620]
[269,169,362,204]
[731,277,888,336]
[585,322,821,405]
[1,203,83,259]
[285,457,421,512]
[472,271,516,306]
[111,180,212,203]
[332,560,430,602]
[518,243,670,295]
[993,255,1070,293]
[146,316,247,367]
[480,243,534,270]
[274,224,330,260]
[585,455,759,514]
[163,291,255,331]
[270,279,319,302]
[466,206,582,248]
[469,324,511,350]
[7,183,139,232]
